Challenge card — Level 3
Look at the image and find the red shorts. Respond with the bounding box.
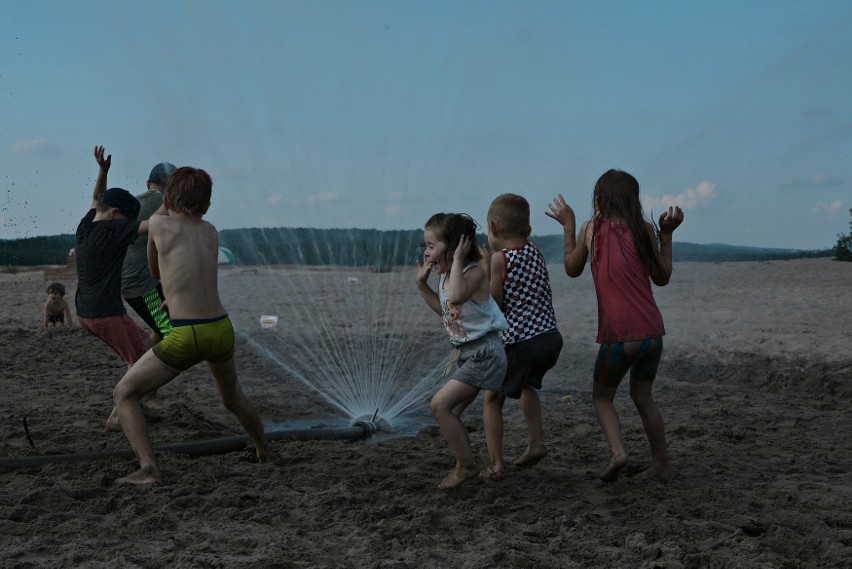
[77,314,149,366]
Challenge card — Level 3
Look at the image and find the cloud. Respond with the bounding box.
[266,195,283,205]
[306,192,338,205]
[384,203,404,216]
[781,175,844,190]
[813,200,843,214]
[642,181,717,211]
[11,138,60,156]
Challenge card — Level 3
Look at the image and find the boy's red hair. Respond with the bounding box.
[165,167,212,215]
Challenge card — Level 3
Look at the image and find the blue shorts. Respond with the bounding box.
[445,332,507,392]
[594,337,663,388]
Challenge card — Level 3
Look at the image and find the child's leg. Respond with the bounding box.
[625,337,673,481]
[593,343,631,482]
[113,350,179,484]
[208,357,281,465]
[629,379,673,480]
[515,386,547,467]
[481,390,505,479]
[593,382,627,481]
[452,391,478,418]
[430,379,481,489]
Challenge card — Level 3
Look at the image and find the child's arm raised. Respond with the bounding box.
[649,206,684,286]
[546,194,590,277]
[416,257,441,315]
[447,235,487,305]
[89,146,111,210]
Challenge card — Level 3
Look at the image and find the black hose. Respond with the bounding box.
[0,424,371,471]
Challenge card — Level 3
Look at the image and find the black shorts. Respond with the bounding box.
[502,330,563,399]
[124,284,172,338]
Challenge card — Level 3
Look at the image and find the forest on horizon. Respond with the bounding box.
[0,227,833,268]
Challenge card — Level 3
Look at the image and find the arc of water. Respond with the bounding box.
[220,227,449,427]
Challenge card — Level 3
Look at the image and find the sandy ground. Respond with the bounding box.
[1,257,852,568]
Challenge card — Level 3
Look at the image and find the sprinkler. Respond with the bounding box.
[351,409,395,435]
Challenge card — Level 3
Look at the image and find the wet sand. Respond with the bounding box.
[2,258,851,568]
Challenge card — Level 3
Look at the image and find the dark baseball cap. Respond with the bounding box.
[148,162,177,187]
[102,188,141,221]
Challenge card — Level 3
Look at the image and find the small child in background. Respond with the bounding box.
[480,194,562,473]
[547,169,683,482]
[416,213,508,489]
[44,282,73,329]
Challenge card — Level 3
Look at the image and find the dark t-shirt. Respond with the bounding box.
[122,191,163,299]
[75,209,140,318]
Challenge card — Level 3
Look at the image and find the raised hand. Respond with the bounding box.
[94,145,111,172]
[658,206,684,234]
[415,254,432,285]
[545,193,576,230]
[453,234,472,263]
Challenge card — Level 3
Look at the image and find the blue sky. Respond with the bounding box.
[2,0,850,249]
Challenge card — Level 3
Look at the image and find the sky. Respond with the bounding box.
[2,0,851,250]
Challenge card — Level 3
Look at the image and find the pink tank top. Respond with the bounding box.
[591,219,665,344]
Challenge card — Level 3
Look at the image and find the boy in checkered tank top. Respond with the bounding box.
[481,194,563,473]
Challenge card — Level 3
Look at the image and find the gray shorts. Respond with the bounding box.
[445,331,507,392]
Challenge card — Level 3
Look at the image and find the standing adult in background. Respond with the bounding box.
[121,162,176,409]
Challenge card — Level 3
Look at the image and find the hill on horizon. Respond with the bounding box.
[0,228,832,267]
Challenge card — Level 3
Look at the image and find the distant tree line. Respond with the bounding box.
[0,235,76,266]
[833,208,852,262]
[0,227,833,267]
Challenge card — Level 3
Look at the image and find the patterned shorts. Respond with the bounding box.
[593,337,663,388]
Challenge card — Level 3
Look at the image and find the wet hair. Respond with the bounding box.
[591,169,665,277]
[488,193,531,239]
[47,282,65,296]
[423,212,482,266]
[164,167,212,215]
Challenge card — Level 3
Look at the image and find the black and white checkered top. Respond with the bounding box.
[499,241,559,345]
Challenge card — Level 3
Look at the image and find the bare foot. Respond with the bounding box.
[514,444,547,468]
[258,448,284,466]
[116,466,161,485]
[105,417,122,432]
[636,465,676,482]
[479,465,503,481]
[600,455,628,483]
[438,465,480,489]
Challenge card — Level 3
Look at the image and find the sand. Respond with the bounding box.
[2,258,851,568]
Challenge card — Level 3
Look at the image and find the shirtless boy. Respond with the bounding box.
[112,166,280,484]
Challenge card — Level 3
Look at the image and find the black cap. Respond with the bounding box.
[148,162,177,188]
[101,188,141,221]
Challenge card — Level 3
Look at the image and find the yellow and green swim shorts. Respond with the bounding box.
[152,314,235,371]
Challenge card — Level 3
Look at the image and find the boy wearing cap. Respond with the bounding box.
[75,146,164,428]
